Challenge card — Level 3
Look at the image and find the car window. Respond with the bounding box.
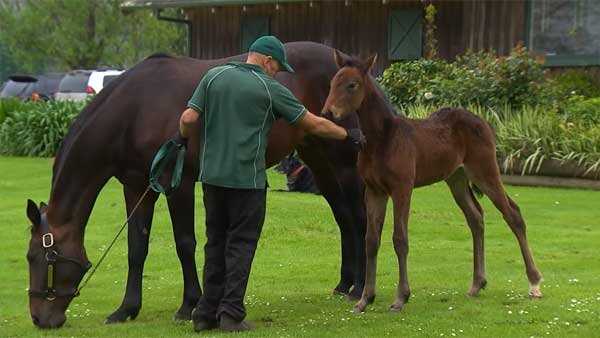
[58,73,90,92]
[102,75,119,87]
[0,81,34,98]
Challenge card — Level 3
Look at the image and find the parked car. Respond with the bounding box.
[0,73,64,101]
[55,68,123,101]
[55,70,92,102]
[88,69,123,94]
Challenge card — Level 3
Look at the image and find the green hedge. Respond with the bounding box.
[562,97,600,127]
[0,99,84,157]
[379,44,549,110]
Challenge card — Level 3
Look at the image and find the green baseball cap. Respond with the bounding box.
[249,35,294,73]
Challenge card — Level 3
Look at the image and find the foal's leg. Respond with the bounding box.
[465,161,543,298]
[106,185,159,323]
[389,186,413,311]
[354,186,388,313]
[166,181,202,321]
[446,168,487,296]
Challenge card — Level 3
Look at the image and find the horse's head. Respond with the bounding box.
[323,50,377,121]
[26,199,91,329]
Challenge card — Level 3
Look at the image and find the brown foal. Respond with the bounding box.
[323,51,543,313]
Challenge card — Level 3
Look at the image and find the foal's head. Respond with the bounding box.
[323,50,377,120]
[26,200,91,329]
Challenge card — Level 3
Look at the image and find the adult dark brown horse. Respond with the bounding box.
[25,42,368,329]
[322,51,543,314]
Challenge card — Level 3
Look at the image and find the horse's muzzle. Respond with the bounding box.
[32,312,66,329]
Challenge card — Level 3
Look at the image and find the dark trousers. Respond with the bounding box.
[194,183,266,322]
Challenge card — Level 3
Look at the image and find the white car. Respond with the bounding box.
[55,69,123,101]
[88,69,124,94]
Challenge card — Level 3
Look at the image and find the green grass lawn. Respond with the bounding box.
[1,156,599,337]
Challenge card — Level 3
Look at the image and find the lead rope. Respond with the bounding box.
[76,185,151,294]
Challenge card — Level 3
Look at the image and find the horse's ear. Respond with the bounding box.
[39,201,47,209]
[333,49,345,69]
[362,54,378,75]
[26,199,41,227]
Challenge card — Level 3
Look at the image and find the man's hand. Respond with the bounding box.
[173,131,188,147]
[346,128,366,151]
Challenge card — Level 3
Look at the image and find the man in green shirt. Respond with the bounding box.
[176,36,364,332]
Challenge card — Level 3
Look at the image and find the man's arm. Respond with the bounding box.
[179,108,200,140]
[296,110,347,140]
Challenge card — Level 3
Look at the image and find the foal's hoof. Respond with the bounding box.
[353,303,366,314]
[105,307,139,324]
[389,301,405,312]
[529,283,543,299]
[467,279,488,297]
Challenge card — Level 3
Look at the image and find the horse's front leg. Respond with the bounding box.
[354,186,388,313]
[389,186,413,312]
[166,180,202,321]
[106,185,159,324]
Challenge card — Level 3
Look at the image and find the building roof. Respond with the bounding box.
[121,0,308,9]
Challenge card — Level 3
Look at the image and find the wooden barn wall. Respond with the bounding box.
[185,0,528,74]
[435,0,527,57]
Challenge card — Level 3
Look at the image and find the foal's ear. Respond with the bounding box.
[362,54,378,75]
[333,49,346,69]
[26,199,41,226]
[39,201,47,209]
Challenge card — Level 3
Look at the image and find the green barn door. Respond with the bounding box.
[388,9,423,60]
[241,16,271,53]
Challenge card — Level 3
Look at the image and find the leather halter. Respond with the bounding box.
[27,215,91,301]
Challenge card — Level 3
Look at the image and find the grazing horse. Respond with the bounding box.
[25,42,368,329]
[322,51,543,313]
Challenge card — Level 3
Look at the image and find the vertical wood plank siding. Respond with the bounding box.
[186,0,526,74]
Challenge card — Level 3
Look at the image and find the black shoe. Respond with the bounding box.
[191,308,218,332]
[219,313,253,332]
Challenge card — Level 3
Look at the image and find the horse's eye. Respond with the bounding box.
[347,82,359,91]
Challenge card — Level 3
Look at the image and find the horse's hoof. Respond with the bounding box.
[529,285,543,298]
[467,279,487,297]
[333,282,352,296]
[389,302,405,312]
[105,308,138,324]
[173,308,192,321]
[529,280,543,299]
[353,304,365,314]
[346,285,363,301]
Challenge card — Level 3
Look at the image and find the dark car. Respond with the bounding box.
[0,73,64,101]
[55,70,93,102]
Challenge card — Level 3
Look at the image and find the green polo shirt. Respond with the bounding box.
[187,62,307,189]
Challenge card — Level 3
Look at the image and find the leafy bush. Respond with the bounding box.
[380,44,548,109]
[0,100,84,156]
[549,70,600,99]
[561,96,600,127]
[0,98,36,124]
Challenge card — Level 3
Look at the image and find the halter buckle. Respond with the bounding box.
[42,233,54,248]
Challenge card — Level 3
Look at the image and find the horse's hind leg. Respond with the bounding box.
[446,168,487,296]
[465,160,543,298]
[166,181,202,321]
[354,186,387,313]
[106,185,159,324]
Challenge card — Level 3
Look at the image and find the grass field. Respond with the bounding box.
[1,156,599,337]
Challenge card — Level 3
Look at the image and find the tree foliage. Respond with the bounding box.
[0,0,186,73]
